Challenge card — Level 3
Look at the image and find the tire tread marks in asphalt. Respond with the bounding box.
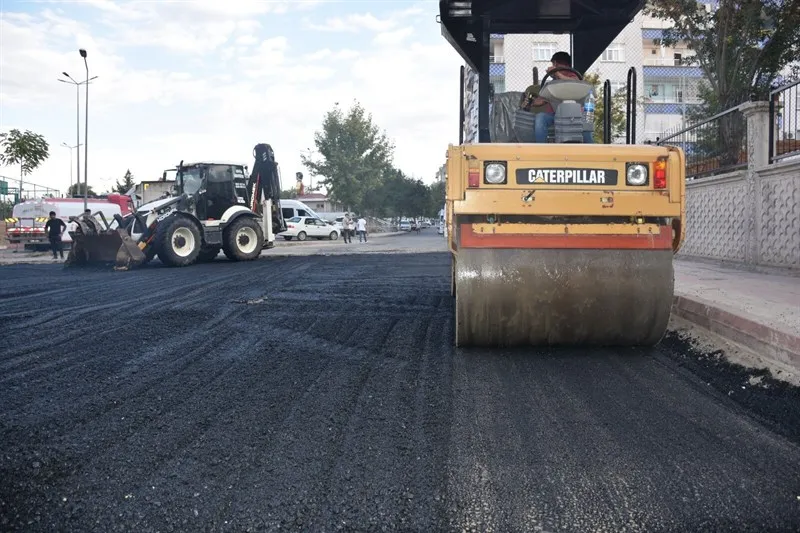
[1,250,799,532]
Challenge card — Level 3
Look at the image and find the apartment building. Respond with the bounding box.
[639,12,705,141]
[435,163,447,183]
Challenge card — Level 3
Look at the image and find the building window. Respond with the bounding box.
[490,76,505,94]
[601,43,625,62]
[532,42,557,62]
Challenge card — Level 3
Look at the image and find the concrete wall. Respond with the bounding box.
[678,102,800,271]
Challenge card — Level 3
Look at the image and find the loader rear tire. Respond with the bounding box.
[223,217,263,261]
[155,215,201,267]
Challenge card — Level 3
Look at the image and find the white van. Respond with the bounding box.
[279,199,322,221]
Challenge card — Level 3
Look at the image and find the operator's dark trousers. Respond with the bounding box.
[49,236,63,259]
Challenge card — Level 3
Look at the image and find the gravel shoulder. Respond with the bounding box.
[1,235,799,532]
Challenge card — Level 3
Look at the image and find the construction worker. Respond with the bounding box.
[44,211,66,260]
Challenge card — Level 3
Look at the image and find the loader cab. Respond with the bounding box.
[176,162,246,221]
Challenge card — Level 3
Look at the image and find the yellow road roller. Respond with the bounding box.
[439,0,685,347]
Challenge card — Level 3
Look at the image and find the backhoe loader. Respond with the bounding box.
[439,0,686,347]
[66,143,286,270]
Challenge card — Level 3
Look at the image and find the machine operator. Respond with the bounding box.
[526,51,594,144]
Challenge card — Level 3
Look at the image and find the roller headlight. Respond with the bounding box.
[626,163,648,186]
[484,162,507,184]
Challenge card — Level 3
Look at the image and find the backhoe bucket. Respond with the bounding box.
[66,227,148,270]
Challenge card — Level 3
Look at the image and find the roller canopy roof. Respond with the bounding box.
[439,0,646,73]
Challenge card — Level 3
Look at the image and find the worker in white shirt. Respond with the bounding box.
[356,216,368,242]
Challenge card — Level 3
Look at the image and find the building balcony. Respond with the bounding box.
[644,58,694,67]
[489,63,505,76]
[645,103,702,115]
[643,65,705,79]
[645,96,702,105]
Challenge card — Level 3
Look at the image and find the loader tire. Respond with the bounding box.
[223,217,263,262]
[155,215,201,267]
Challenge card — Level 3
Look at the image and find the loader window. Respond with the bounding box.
[180,168,203,196]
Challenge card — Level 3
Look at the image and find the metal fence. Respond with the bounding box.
[0,176,61,204]
[769,79,800,163]
[656,106,747,179]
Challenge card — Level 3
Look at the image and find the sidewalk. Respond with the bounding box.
[673,259,800,374]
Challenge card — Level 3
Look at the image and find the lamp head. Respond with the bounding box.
[79,49,87,58]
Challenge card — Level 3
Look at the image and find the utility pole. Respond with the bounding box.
[61,142,82,196]
[80,49,89,212]
[58,69,97,204]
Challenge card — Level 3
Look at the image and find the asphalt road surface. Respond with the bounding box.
[1,232,799,532]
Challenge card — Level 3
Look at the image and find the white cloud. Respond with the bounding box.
[308,13,397,33]
[373,27,415,46]
[238,37,290,72]
[0,2,461,196]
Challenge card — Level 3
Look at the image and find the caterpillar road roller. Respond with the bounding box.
[439,0,686,347]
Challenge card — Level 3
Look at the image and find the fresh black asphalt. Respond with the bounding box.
[1,235,799,532]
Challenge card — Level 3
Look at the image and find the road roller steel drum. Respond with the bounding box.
[445,143,686,348]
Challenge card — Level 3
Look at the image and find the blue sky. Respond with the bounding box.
[0,0,461,195]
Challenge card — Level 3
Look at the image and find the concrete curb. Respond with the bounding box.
[672,293,800,373]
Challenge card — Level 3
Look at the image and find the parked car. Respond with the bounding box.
[398,220,411,231]
[280,216,339,241]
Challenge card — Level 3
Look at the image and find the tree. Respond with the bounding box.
[644,0,800,111]
[280,188,298,199]
[0,199,13,219]
[68,182,96,197]
[0,129,50,195]
[426,181,446,218]
[302,101,394,211]
[114,169,135,194]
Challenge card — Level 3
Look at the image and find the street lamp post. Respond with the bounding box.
[60,142,82,196]
[80,49,89,212]
[58,71,96,205]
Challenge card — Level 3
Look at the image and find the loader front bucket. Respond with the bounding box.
[66,227,148,270]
